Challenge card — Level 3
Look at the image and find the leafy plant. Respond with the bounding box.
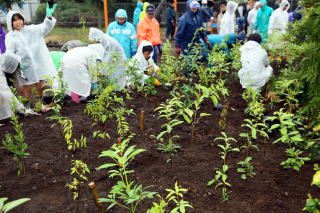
[280,147,311,171]
[48,117,87,151]
[154,94,183,164]
[147,182,193,213]
[208,132,239,202]
[266,109,303,145]
[237,156,256,180]
[97,136,156,212]
[0,197,30,213]
[178,84,220,143]
[242,87,265,120]
[66,160,90,213]
[114,107,134,138]
[303,164,320,212]
[1,100,29,175]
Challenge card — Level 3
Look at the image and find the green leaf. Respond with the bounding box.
[3,198,30,213]
[96,163,117,170]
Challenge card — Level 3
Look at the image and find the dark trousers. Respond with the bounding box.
[166,22,175,39]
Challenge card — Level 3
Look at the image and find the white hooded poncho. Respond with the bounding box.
[88,28,128,89]
[5,11,57,85]
[129,40,159,85]
[238,40,273,90]
[219,1,238,36]
[0,53,25,121]
[247,2,261,35]
[60,44,105,97]
[268,0,290,34]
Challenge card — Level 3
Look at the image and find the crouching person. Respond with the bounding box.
[0,53,36,121]
[238,33,272,91]
[60,44,105,103]
[128,40,160,87]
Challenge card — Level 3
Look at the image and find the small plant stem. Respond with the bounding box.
[152,97,158,110]
[76,188,81,213]
[117,137,123,147]
[140,110,145,131]
[88,182,105,213]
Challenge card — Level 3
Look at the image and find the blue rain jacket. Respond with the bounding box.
[133,2,143,29]
[254,0,273,42]
[175,0,207,52]
[107,9,138,59]
[201,33,236,55]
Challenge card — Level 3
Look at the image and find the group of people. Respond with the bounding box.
[0,0,298,121]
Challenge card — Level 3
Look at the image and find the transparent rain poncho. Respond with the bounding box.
[89,28,128,89]
[219,1,238,36]
[0,53,25,120]
[269,0,290,35]
[60,44,104,97]
[5,11,57,86]
[238,41,273,90]
[129,40,159,85]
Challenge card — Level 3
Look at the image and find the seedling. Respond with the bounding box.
[66,160,90,212]
[237,156,256,180]
[179,84,215,143]
[155,94,183,164]
[281,147,310,171]
[242,87,265,120]
[147,182,193,213]
[97,136,156,212]
[1,99,29,176]
[208,132,239,202]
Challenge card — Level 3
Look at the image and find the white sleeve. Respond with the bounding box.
[28,16,56,37]
[268,13,276,34]
[5,35,16,54]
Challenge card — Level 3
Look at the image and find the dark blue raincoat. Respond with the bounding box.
[175,0,207,52]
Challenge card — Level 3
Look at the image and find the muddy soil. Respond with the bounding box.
[0,78,318,213]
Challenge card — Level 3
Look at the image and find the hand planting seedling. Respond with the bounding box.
[97,136,156,212]
[208,132,239,202]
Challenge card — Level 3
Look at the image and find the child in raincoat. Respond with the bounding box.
[238,33,272,91]
[137,4,162,63]
[247,2,262,36]
[5,4,57,107]
[133,1,143,29]
[129,40,160,86]
[60,44,105,102]
[219,1,238,36]
[0,53,35,121]
[268,0,290,35]
[107,9,137,59]
[253,0,273,42]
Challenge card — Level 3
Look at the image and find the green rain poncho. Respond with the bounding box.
[254,0,273,42]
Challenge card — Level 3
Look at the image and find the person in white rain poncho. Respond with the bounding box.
[268,0,290,35]
[219,1,238,36]
[0,53,35,121]
[247,2,262,36]
[60,44,105,100]
[88,28,128,89]
[238,33,273,91]
[129,40,160,86]
[5,8,57,103]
